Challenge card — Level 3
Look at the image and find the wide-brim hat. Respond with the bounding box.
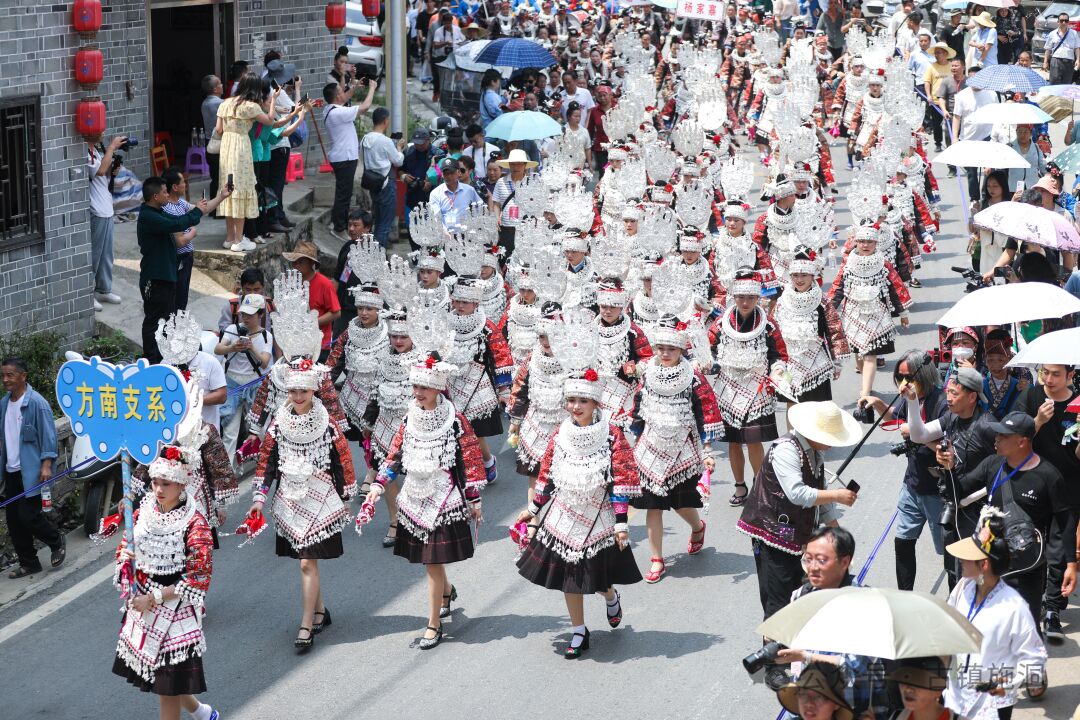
[777,665,854,720]
[496,148,538,168]
[266,59,297,85]
[930,41,956,60]
[788,401,861,447]
[887,657,950,692]
[283,240,320,264]
[974,11,996,28]
[464,22,488,36]
[946,534,990,561]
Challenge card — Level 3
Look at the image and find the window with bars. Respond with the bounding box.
[0,96,45,250]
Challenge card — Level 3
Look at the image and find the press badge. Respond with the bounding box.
[508,205,519,221]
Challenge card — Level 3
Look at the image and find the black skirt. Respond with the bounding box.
[631,473,703,511]
[275,531,344,559]
[517,538,642,594]
[516,456,540,476]
[793,379,832,403]
[468,410,504,438]
[112,653,206,697]
[858,340,895,357]
[723,413,779,444]
[394,518,474,565]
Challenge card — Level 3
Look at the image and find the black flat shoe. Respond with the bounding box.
[51,534,66,568]
[564,628,590,659]
[440,585,457,619]
[382,524,398,548]
[294,626,314,651]
[606,591,623,628]
[313,607,332,634]
[419,625,443,650]
[8,565,40,579]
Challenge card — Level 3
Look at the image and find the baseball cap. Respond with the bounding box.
[440,157,460,172]
[986,411,1035,439]
[952,367,988,404]
[411,127,431,143]
[238,293,266,315]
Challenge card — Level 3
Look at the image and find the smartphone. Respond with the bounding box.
[201,188,207,201]
[226,173,234,191]
[846,480,861,494]
[300,93,310,105]
[1015,180,1025,193]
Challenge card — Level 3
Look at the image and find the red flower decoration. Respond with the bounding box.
[675,321,688,331]
[645,105,655,112]
[583,368,599,382]
[425,355,436,369]
[872,222,882,230]
[165,447,181,462]
[488,245,499,254]
[712,134,723,144]
[298,358,313,371]
[807,250,817,260]
[881,195,889,205]
[180,369,191,382]
[695,231,704,240]
[875,68,885,76]
[664,183,673,192]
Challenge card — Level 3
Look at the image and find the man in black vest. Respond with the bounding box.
[737,401,861,623]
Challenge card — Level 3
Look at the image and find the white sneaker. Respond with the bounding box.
[95,292,122,304]
[230,239,257,252]
[93,299,103,312]
[222,240,235,249]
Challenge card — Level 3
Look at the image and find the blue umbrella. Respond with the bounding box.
[483,110,563,141]
[967,64,1047,94]
[474,38,557,69]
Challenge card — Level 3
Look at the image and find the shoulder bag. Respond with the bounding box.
[360,135,388,193]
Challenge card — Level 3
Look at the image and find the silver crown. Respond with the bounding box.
[406,296,454,359]
[652,258,696,318]
[548,306,600,374]
[408,203,451,248]
[514,172,549,218]
[672,118,704,159]
[155,310,202,367]
[718,156,755,202]
[459,202,498,245]
[614,156,648,206]
[591,233,630,280]
[676,180,712,229]
[639,204,678,257]
[550,182,595,231]
[271,270,323,361]
[347,233,383,285]
[644,142,678,186]
[444,229,486,277]
[379,253,418,311]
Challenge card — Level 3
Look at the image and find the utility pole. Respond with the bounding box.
[386,0,407,137]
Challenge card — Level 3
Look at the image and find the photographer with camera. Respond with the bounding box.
[902,366,998,590]
[858,350,948,592]
[215,294,273,471]
[87,134,129,312]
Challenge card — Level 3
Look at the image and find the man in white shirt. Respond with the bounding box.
[887,0,914,38]
[86,135,127,312]
[264,55,301,231]
[1042,11,1080,85]
[215,293,273,470]
[907,29,934,78]
[360,107,406,248]
[951,65,995,203]
[430,9,465,102]
[463,123,500,178]
[431,157,482,230]
[322,80,376,238]
[559,71,594,120]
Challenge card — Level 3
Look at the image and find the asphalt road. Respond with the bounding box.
[0,138,1073,720]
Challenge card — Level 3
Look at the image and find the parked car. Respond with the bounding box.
[1032,1,1080,65]
[342,2,384,80]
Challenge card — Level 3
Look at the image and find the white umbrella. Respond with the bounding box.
[967,102,1054,126]
[938,282,1080,327]
[1008,327,1080,367]
[757,587,983,660]
[932,140,1032,169]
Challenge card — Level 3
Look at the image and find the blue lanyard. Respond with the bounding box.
[966,582,993,622]
[989,452,1034,498]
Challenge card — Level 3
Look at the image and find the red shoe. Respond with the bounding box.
[688,521,707,555]
[645,557,666,584]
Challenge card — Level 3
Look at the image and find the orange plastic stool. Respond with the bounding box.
[285,151,305,182]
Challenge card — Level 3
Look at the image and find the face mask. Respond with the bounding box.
[952,347,974,364]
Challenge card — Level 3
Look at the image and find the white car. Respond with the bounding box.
[342,2,384,80]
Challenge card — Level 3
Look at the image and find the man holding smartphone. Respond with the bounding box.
[360,107,405,248]
[322,79,377,240]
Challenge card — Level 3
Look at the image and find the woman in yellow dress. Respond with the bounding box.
[214,73,285,251]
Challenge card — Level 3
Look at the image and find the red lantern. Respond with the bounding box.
[74,47,104,89]
[72,0,103,36]
[325,1,346,34]
[75,98,106,140]
[361,0,380,19]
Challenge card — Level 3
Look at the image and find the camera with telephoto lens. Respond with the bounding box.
[119,137,139,152]
[743,641,784,675]
[890,439,917,457]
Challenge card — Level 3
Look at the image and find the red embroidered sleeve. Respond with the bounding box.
[608,425,641,498]
[850,98,865,133]
[751,213,768,249]
[827,263,846,309]
[253,423,278,499]
[378,423,407,484]
[709,271,727,305]
[247,373,272,428]
[508,352,532,421]
[485,319,515,386]
[176,512,213,607]
[831,78,846,112]
[822,300,852,360]
[913,192,936,231]
[455,412,487,495]
[885,262,914,311]
[818,143,835,186]
[749,89,765,114]
[692,369,724,435]
[331,421,356,498]
[202,423,239,505]
[629,322,654,363]
[318,372,349,433]
[326,330,347,371]
[766,315,790,364]
[530,435,558,514]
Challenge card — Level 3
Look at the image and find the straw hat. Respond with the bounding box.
[777,663,854,720]
[887,657,950,692]
[930,41,956,60]
[283,239,320,265]
[787,401,861,447]
[973,11,996,28]
[464,22,488,36]
[495,148,538,169]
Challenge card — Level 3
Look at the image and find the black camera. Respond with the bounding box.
[889,439,916,457]
[119,138,139,152]
[236,325,249,338]
[743,641,783,675]
[852,403,875,424]
[951,265,987,294]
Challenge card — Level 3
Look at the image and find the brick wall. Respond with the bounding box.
[0,0,150,345]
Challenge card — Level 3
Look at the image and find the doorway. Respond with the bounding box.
[148,0,236,164]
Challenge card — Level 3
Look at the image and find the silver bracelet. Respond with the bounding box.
[152,588,164,606]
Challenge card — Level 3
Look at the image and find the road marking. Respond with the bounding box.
[0,563,113,645]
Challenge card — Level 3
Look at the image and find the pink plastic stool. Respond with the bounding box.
[285,152,305,182]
